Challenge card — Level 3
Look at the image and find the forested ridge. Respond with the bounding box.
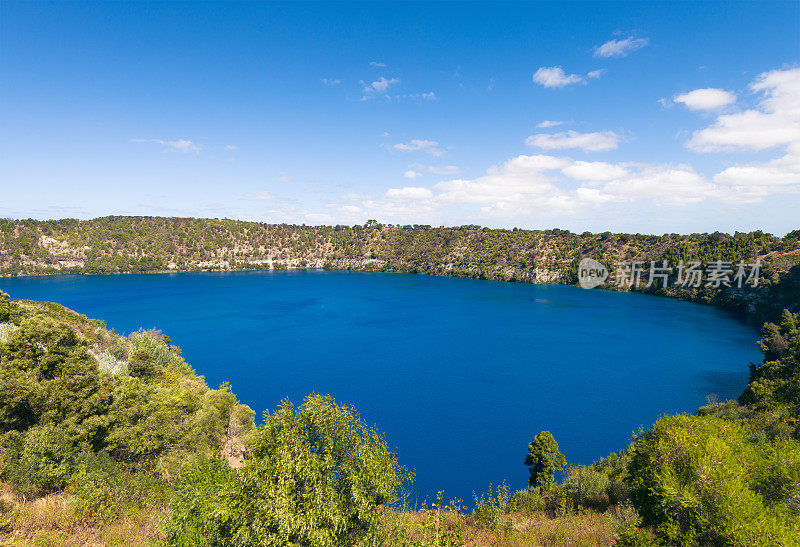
[2,216,800,321]
[1,217,799,545]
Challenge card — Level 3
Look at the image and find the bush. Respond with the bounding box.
[167,394,413,546]
[128,348,154,379]
[562,466,611,510]
[508,486,544,513]
[471,481,510,530]
[68,452,169,522]
[12,424,77,495]
[0,291,9,322]
[628,415,800,545]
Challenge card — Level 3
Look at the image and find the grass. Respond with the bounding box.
[0,479,630,546]
[0,482,167,547]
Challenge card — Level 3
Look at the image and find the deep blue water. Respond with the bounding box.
[0,270,761,504]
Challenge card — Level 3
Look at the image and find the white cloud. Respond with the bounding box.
[536,120,564,128]
[687,67,800,152]
[392,139,445,156]
[674,88,736,111]
[714,144,800,188]
[532,66,583,88]
[532,67,604,88]
[561,160,629,181]
[361,76,400,99]
[404,170,423,179]
[328,143,800,226]
[526,130,621,152]
[593,37,650,58]
[369,61,387,67]
[272,172,293,182]
[321,78,341,85]
[385,187,434,200]
[408,163,462,175]
[395,91,437,101]
[224,144,238,150]
[131,138,201,153]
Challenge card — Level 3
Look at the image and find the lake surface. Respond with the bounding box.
[0,270,761,504]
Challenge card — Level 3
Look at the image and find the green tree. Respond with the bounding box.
[0,291,10,322]
[628,415,800,545]
[524,430,566,489]
[128,348,155,379]
[167,394,413,546]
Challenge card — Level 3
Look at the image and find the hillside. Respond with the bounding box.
[1,219,800,545]
[2,217,800,322]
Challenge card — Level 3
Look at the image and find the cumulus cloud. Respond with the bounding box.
[561,160,628,181]
[687,67,800,152]
[536,120,564,128]
[404,170,423,179]
[674,88,736,111]
[525,130,621,152]
[130,138,201,153]
[385,187,434,200]
[593,37,649,58]
[361,76,400,99]
[712,143,800,202]
[532,66,605,88]
[392,139,445,156]
[532,67,584,88]
[408,163,462,176]
[224,144,238,150]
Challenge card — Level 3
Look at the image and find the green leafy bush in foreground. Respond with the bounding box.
[628,415,800,546]
[167,394,413,546]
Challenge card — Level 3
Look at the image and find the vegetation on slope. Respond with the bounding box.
[2,217,798,311]
[0,218,799,545]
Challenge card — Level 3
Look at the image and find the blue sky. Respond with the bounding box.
[1,1,798,235]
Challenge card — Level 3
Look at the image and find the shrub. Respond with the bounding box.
[628,414,800,545]
[471,481,511,530]
[12,424,77,495]
[508,486,544,513]
[128,348,155,379]
[562,466,611,510]
[0,291,9,322]
[167,394,413,546]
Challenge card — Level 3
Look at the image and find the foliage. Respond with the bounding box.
[11,423,78,496]
[167,394,413,546]
[0,293,254,497]
[561,466,611,511]
[471,481,511,530]
[525,431,566,489]
[0,291,9,322]
[627,414,800,545]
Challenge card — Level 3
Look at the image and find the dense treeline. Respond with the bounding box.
[3,216,799,324]
[0,216,797,278]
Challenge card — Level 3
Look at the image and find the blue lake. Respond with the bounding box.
[0,270,761,504]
